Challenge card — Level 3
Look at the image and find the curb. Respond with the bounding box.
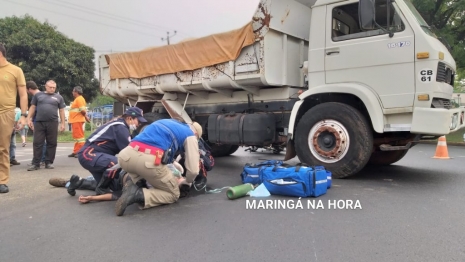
[418,141,465,146]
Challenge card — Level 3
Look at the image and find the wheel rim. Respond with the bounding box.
[308,119,350,163]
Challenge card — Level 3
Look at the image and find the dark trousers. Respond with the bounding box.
[78,152,119,191]
[32,121,59,165]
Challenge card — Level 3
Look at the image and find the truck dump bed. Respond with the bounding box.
[99,0,312,102]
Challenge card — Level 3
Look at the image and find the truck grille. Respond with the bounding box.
[436,62,455,86]
[431,98,452,109]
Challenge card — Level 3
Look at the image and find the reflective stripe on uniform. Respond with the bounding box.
[88,122,125,143]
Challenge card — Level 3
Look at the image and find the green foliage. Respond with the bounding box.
[454,68,465,92]
[0,15,99,104]
[412,0,465,85]
[17,130,93,143]
[84,121,102,132]
[56,130,93,142]
[89,93,115,108]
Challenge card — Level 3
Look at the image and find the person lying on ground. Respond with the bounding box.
[49,162,185,204]
[78,163,184,204]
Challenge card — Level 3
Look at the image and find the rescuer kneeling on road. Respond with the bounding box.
[115,118,202,216]
[66,107,147,198]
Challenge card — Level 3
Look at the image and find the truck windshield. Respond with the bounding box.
[403,0,437,39]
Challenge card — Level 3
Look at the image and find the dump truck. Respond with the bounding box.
[98,0,465,178]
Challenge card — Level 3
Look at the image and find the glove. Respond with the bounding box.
[167,164,182,178]
[172,161,184,174]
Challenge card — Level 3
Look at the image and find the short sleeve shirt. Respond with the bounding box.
[31,92,66,122]
[0,63,26,113]
[69,95,86,123]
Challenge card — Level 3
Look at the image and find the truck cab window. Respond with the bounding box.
[332,18,350,37]
[332,2,405,42]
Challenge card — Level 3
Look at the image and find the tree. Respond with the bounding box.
[89,93,115,108]
[412,0,465,87]
[0,15,99,104]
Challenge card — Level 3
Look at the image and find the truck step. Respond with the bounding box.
[379,142,417,151]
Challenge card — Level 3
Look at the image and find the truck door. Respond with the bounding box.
[324,1,415,109]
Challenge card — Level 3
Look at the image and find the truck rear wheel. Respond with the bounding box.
[294,102,373,178]
[227,145,240,155]
[143,112,169,124]
[209,144,238,157]
[367,150,408,166]
[134,112,169,136]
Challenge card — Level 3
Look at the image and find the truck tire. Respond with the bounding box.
[133,112,169,136]
[294,102,373,178]
[367,150,408,166]
[143,112,170,124]
[209,144,237,157]
[227,145,240,155]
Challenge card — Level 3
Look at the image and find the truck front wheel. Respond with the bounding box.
[294,102,373,178]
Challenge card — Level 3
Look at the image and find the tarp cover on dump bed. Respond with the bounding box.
[105,22,256,80]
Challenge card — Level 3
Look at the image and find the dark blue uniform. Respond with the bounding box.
[78,118,132,190]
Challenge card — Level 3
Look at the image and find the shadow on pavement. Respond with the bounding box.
[347,164,454,186]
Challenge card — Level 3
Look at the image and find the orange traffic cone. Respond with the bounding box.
[432,136,450,159]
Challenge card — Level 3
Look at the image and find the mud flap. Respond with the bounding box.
[284,137,296,161]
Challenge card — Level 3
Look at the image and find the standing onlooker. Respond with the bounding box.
[0,43,28,194]
[26,80,66,171]
[68,86,90,158]
[26,81,46,166]
[10,109,21,166]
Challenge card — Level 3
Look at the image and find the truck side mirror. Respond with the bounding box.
[359,0,376,30]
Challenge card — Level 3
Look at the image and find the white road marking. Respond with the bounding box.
[11,145,75,163]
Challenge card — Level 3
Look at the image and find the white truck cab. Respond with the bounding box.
[297,0,459,134]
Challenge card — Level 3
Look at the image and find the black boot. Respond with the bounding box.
[115,179,144,216]
[135,178,148,188]
[179,184,191,198]
[67,175,83,196]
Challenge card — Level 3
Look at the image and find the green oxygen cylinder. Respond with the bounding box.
[226,183,254,200]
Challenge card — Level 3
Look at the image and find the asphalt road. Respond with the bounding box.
[1,143,465,262]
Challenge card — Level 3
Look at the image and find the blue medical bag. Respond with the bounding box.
[261,164,328,198]
[240,160,283,185]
